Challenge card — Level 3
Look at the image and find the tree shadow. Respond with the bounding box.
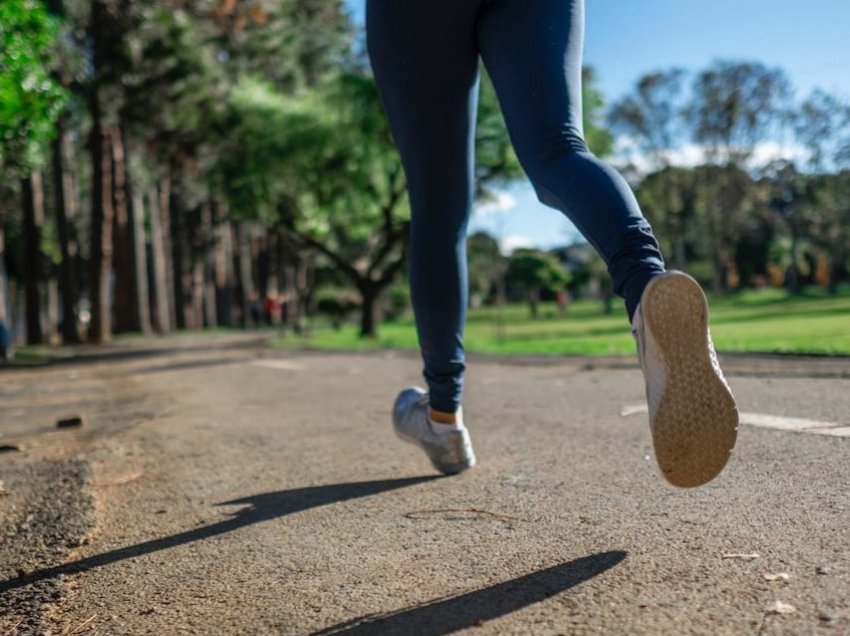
[314,551,627,635]
[0,477,436,594]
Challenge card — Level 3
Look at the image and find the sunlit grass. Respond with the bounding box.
[274,285,850,357]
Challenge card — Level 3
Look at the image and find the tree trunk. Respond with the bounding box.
[235,222,256,327]
[46,278,60,342]
[191,259,205,329]
[193,199,218,327]
[787,233,801,294]
[828,254,844,295]
[52,120,80,343]
[188,203,204,329]
[527,287,540,320]
[157,176,177,329]
[257,234,270,299]
[198,200,216,328]
[708,198,727,294]
[0,229,8,324]
[89,122,114,342]
[131,186,152,333]
[359,282,379,338]
[0,227,11,359]
[22,172,44,345]
[88,1,113,343]
[147,186,171,333]
[710,253,726,295]
[673,232,687,270]
[170,183,192,329]
[211,201,232,327]
[122,125,151,333]
[111,126,139,333]
[231,224,245,327]
[296,255,316,331]
[283,262,298,331]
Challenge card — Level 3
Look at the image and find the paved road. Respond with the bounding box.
[1,335,848,634]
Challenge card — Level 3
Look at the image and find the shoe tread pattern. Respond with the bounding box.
[643,273,738,488]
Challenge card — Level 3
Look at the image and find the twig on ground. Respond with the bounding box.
[403,508,527,522]
[65,614,97,635]
[92,472,143,487]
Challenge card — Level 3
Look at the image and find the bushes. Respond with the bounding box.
[316,291,360,330]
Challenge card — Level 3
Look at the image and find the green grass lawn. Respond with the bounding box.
[275,285,850,357]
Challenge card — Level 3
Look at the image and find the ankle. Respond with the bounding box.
[428,408,458,425]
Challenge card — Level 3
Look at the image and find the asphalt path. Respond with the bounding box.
[1,336,847,634]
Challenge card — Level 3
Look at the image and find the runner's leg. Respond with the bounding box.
[476,0,666,320]
[367,1,481,413]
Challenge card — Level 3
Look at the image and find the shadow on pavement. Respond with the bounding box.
[130,356,255,375]
[0,337,269,372]
[0,477,436,594]
[314,551,627,635]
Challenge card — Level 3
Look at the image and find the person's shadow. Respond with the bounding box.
[1,477,626,635]
[313,551,627,635]
[0,476,436,594]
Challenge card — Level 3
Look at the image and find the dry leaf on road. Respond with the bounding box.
[767,601,796,615]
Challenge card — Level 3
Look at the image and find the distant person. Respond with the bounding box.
[248,294,264,326]
[0,320,11,362]
[556,289,570,315]
[263,293,282,326]
[368,0,738,487]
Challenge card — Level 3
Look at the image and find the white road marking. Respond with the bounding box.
[620,403,850,437]
[252,359,305,371]
[814,426,850,438]
[741,413,834,432]
[619,404,648,417]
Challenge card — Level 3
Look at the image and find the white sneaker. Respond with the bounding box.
[392,387,476,475]
[631,271,738,488]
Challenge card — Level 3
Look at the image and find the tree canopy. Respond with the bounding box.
[0,0,65,178]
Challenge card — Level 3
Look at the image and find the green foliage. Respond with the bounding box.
[212,0,352,90]
[0,0,65,177]
[293,72,409,245]
[215,76,324,221]
[506,249,570,295]
[316,288,360,329]
[795,89,850,172]
[608,68,686,169]
[382,283,410,321]
[582,67,614,157]
[217,72,406,246]
[688,60,791,164]
[475,70,523,189]
[635,166,700,264]
[467,230,505,303]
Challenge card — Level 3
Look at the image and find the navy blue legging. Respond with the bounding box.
[367,0,666,413]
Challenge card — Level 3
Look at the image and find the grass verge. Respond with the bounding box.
[273,286,850,357]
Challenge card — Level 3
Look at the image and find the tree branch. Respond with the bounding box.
[288,230,360,282]
[368,220,410,276]
[376,235,410,288]
[368,167,407,277]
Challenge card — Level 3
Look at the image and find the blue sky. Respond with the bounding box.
[344,0,850,251]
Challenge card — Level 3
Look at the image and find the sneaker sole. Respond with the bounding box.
[642,272,739,488]
[393,427,473,475]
